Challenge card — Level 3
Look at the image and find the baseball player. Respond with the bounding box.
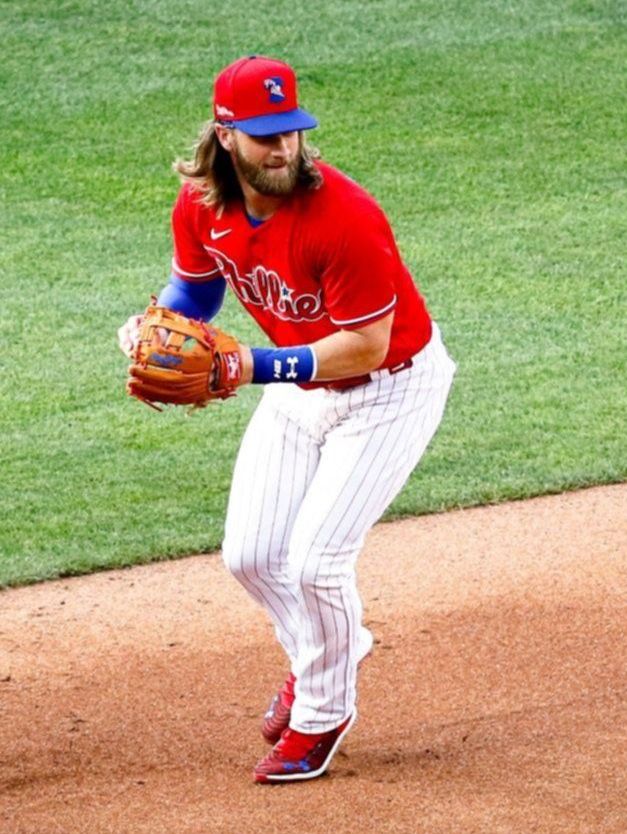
[118,55,456,783]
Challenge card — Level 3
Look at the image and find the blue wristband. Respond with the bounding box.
[251,346,317,383]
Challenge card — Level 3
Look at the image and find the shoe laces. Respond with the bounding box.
[276,727,327,760]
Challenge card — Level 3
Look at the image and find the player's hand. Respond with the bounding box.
[125,305,243,409]
[117,313,144,358]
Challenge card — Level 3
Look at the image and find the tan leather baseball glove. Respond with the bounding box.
[126,305,242,410]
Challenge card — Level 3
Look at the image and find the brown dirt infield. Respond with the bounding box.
[1,484,625,834]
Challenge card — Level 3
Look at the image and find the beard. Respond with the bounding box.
[232,140,300,196]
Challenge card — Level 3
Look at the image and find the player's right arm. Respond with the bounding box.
[236,313,393,385]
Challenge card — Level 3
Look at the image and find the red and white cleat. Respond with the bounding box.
[254,712,356,783]
[261,672,296,744]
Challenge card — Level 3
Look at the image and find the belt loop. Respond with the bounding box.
[389,358,413,375]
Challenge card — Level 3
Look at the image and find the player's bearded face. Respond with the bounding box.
[231,132,300,196]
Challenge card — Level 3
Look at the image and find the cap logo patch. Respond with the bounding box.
[263,77,285,103]
[216,104,235,118]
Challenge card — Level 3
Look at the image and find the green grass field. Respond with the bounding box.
[1,0,625,587]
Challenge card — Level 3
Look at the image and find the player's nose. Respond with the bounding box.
[271,131,295,155]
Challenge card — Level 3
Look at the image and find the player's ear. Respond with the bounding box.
[215,124,235,152]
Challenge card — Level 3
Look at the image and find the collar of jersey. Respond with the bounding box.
[246,211,266,228]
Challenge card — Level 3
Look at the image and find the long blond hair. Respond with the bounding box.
[173,121,323,208]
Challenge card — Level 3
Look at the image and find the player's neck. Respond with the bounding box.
[239,180,287,222]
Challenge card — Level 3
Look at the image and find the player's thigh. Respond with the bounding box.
[222,393,320,572]
[289,363,454,578]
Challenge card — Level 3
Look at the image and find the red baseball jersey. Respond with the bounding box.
[171,161,432,387]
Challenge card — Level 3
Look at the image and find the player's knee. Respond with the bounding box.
[296,546,356,593]
[221,540,277,586]
[221,539,249,582]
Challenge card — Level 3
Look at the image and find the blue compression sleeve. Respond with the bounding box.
[157,274,227,321]
[251,346,317,383]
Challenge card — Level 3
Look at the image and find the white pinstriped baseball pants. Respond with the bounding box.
[222,323,456,733]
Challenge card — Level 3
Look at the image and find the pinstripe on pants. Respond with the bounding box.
[222,323,456,733]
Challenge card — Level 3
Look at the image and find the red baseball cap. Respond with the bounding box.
[213,55,318,137]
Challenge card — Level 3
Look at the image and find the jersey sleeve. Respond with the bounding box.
[157,274,227,320]
[319,202,398,329]
[171,184,222,283]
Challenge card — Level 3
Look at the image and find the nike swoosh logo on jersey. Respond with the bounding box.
[210,227,232,240]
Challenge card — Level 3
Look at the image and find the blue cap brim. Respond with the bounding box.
[232,108,318,137]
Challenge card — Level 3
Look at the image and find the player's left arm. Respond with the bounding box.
[117,275,226,358]
[157,274,227,321]
[238,312,393,384]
